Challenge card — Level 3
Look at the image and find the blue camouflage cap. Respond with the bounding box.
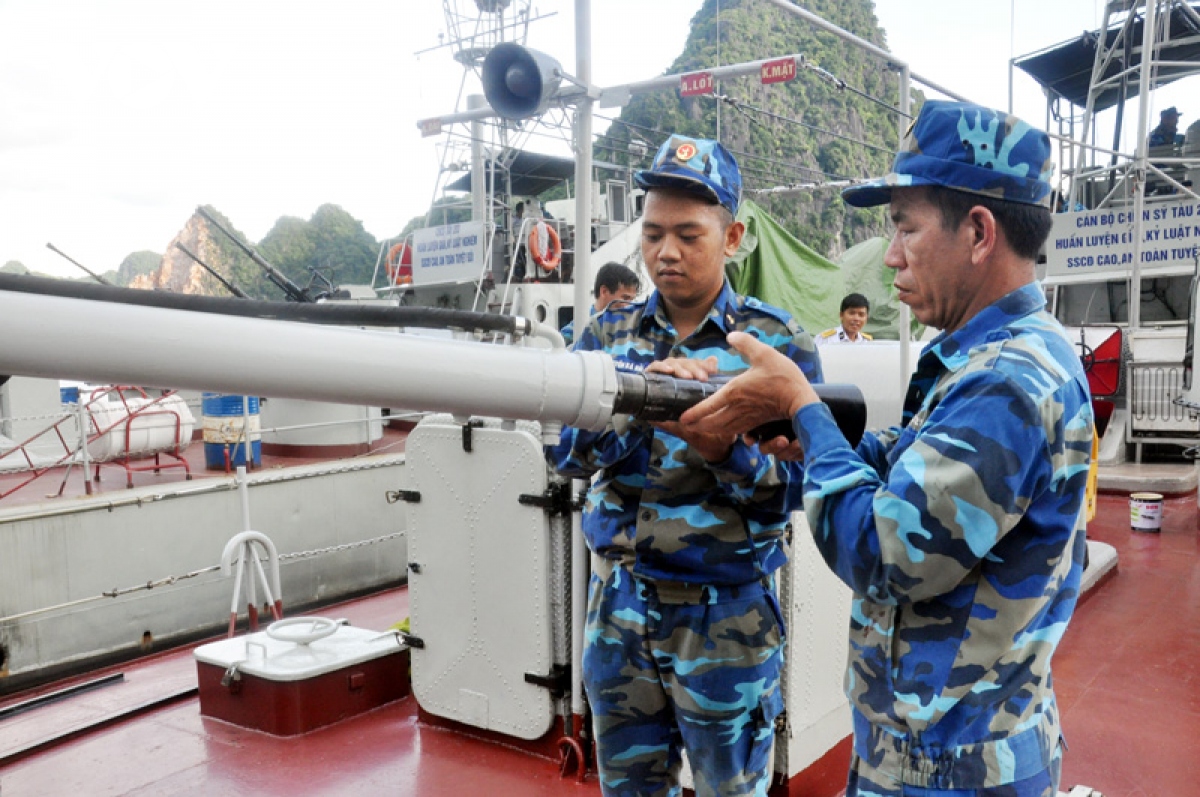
[635,134,742,216]
[841,100,1054,209]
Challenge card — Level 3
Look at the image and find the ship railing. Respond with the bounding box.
[254,411,424,451]
[488,216,569,331]
[0,386,191,500]
[0,526,406,626]
[1127,358,1200,460]
[470,217,500,316]
[492,216,537,320]
[1061,155,1200,210]
[370,233,417,295]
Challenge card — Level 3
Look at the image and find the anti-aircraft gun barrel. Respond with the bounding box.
[195,206,311,303]
[174,242,251,299]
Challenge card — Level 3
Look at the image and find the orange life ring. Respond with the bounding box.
[385,242,412,285]
[529,222,562,270]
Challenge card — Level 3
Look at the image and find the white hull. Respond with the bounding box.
[0,454,407,687]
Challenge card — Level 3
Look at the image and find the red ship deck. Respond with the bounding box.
[1056,491,1200,796]
[1,491,1197,796]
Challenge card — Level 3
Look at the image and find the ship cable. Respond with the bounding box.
[716,93,896,155]
[592,135,835,186]
[596,113,850,185]
[0,531,406,625]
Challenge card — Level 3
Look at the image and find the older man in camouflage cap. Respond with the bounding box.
[548,134,822,796]
[682,101,1094,796]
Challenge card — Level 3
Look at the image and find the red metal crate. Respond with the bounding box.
[195,623,410,736]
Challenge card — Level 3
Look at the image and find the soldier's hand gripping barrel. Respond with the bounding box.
[613,370,866,446]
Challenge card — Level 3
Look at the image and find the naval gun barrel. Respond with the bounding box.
[45,243,114,287]
[0,275,865,441]
[0,275,613,431]
[195,206,311,303]
[173,243,251,299]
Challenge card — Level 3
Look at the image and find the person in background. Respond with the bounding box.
[816,292,872,345]
[681,100,1094,797]
[560,262,640,347]
[510,201,529,283]
[1148,106,1183,147]
[547,133,822,796]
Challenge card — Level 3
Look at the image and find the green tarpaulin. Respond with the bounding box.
[727,200,922,340]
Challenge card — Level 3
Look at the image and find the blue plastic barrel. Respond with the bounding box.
[201,393,262,469]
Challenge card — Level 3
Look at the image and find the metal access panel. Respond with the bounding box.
[779,511,853,776]
[405,415,555,740]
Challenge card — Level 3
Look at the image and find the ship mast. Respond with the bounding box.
[427,0,540,279]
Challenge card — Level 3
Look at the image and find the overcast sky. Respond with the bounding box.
[1,0,1184,279]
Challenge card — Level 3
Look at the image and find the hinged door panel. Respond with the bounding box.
[407,416,554,740]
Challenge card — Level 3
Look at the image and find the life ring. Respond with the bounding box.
[385,242,412,285]
[529,222,562,270]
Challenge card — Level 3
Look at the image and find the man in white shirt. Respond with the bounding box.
[817,292,872,345]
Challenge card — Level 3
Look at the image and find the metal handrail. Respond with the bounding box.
[0,387,188,499]
[1127,359,1200,429]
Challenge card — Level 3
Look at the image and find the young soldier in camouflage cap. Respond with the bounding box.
[547,134,822,795]
[682,101,1093,796]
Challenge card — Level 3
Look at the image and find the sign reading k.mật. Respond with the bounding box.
[411,221,485,287]
[1045,199,1200,280]
[760,57,797,85]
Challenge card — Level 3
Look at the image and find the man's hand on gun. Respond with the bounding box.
[679,331,819,461]
[644,355,738,463]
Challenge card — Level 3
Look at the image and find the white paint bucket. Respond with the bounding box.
[1130,492,1164,532]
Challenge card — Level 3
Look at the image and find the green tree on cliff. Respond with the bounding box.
[598,0,898,256]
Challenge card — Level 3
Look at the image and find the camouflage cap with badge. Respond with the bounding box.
[634,134,742,216]
[841,100,1054,209]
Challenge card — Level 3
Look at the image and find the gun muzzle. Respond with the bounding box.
[613,371,866,446]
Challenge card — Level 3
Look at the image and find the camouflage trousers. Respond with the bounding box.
[583,562,785,797]
[845,743,1062,797]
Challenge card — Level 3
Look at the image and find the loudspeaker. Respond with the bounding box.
[482,42,562,120]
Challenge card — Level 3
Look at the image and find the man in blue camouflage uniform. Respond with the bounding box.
[547,134,822,796]
[682,101,1094,796]
[561,262,641,347]
[1148,106,1183,147]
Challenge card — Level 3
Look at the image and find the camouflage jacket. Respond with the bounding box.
[547,280,823,586]
[796,283,1093,788]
